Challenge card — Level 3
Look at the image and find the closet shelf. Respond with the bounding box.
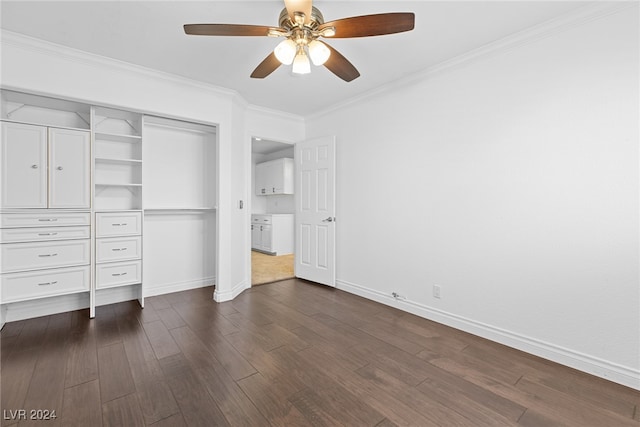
[94,132,142,143]
[144,207,217,214]
[94,157,142,165]
[95,182,142,187]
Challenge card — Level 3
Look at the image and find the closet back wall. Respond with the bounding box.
[143,118,216,296]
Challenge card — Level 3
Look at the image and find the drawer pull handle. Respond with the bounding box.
[112,248,128,252]
[38,232,58,236]
[37,281,58,286]
[38,253,58,257]
[56,166,63,170]
[112,223,127,226]
[38,218,58,222]
[112,272,128,277]
[31,164,39,169]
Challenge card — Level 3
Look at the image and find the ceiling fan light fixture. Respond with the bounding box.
[292,48,311,74]
[319,26,336,37]
[274,39,297,65]
[308,40,330,65]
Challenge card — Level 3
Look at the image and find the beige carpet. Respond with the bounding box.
[251,251,295,286]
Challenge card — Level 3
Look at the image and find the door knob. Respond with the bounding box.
[56,166,63,170]
[31,164,38,169]
[322,217,335,222]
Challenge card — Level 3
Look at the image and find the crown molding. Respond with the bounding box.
[306,1,637,122]
[246,104,305,123]
[1,29,243,101]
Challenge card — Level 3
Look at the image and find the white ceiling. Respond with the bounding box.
[1,1,589,117]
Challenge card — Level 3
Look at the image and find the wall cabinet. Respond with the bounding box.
[251,214,294,255]
[1,122,90,209]
[255,158,294,195]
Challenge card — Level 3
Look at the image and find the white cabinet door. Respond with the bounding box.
[251,224,261,249]
[261,224,272,252]
[255,162,267,195]
[1,122,47,208]
[48,128,90,208]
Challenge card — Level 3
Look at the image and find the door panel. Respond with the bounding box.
[295,136,335,286]
[1,122,47,208]
[49,128,90,208]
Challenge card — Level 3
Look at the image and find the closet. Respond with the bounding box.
[0,90,217,326]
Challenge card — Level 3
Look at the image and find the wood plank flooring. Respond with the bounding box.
[1,279,638,426]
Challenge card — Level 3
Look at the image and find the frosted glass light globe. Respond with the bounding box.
[274,39,297,65]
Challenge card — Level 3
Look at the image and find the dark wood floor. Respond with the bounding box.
[1,279,638,426]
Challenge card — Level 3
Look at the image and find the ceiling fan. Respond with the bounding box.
[184,0,415,82]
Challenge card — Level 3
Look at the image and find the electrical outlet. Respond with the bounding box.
[392,292,406,300]
[433,285,441,299]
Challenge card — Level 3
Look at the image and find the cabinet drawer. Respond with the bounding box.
[0,212,90,228]
[96,212,142,237]
[1,265,90,303]
[96,260,142,289]
[252,215,271,225]
[96,236,142,263]
[1,239,90,273]
[1,226,90,243]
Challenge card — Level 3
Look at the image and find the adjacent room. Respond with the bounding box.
[1,1,638,426]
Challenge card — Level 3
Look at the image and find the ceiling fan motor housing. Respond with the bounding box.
[279,6,324,30]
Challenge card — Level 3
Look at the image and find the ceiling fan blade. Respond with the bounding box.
[284,0,313,24]
[184,24,273,37]
[323,43,360,82]
[319,13,415,38]
[251,52,282,79]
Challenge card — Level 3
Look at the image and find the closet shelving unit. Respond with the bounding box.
[91,107,144,312]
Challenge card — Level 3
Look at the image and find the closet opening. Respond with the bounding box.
[250,137,295,286]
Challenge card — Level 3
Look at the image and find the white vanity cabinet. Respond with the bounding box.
[251,214,294,255]
[1,122,90,209]
[255,158,294,195]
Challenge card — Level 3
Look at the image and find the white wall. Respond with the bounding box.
[307,6,639,388]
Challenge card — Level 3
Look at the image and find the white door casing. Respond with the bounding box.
[295,136,336,287]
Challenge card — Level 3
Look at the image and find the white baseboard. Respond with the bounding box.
[3,292,90,323]
[336,279,640,391]
[1,277,216,325]
[144,276,215,298]
[96,286,141,307]
[214,279,248,302]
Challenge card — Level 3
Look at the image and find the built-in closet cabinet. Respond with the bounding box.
[1,90,93,326]
[1,122,90,209]
[0,90,217,328]
[91,107,144,310]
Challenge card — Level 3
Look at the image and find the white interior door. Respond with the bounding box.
[295,136,336,286]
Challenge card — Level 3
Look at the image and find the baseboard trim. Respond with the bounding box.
[144,276,215,298]
[2,277,216,323]
[336,279,640,391]
[214,279,248,302]
[3,292,90,322]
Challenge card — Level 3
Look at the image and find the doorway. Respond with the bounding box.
[250,137,295,286]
